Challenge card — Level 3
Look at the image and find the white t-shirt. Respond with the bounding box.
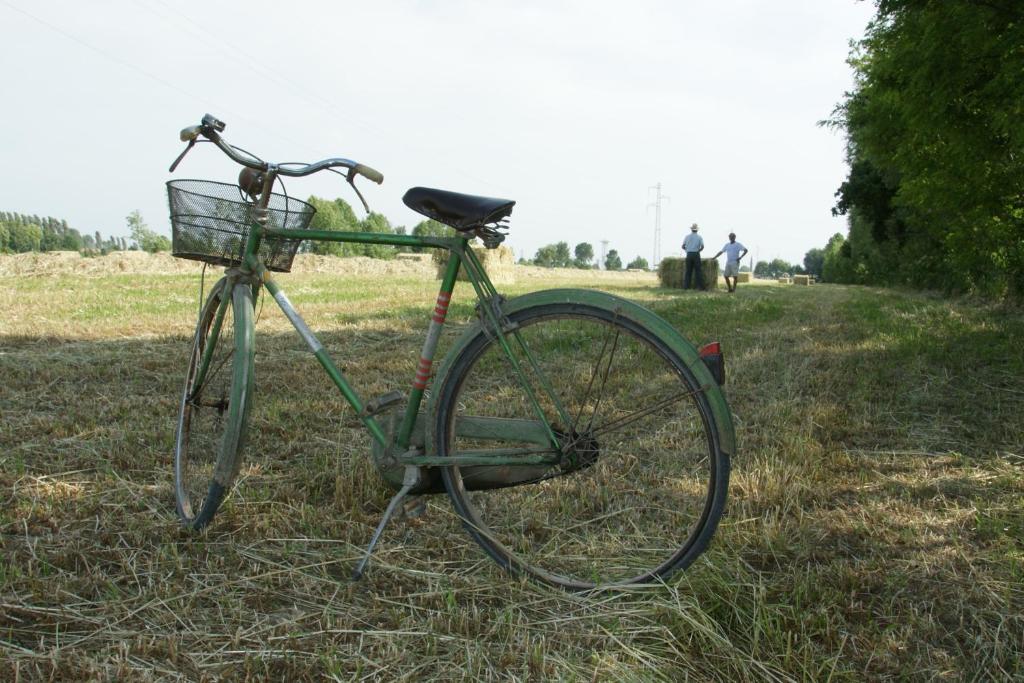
[720,241,746,262]
[683,233,704,253]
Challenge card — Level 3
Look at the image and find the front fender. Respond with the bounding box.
[426,288,735,457]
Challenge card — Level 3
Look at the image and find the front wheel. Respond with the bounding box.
[434,302,729,589]
[174,279,255,529]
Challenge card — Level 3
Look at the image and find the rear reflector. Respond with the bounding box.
[698,342,725,385]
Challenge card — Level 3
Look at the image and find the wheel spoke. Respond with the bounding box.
[174,282,253,530]
[439,305,727,588]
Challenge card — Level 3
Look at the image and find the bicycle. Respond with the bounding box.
[168,114,735,590]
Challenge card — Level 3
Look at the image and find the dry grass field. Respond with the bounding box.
[1,254,1022,681]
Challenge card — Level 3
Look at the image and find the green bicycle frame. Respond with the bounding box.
[186,203,566,470]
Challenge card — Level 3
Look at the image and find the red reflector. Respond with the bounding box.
[698,342,721,357]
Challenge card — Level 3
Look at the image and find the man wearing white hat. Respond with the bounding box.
[682,222,704,290]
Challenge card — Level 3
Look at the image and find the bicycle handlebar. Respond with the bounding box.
[175,114,384,185]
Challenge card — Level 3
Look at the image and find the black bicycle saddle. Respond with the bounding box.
[402,187,514,231]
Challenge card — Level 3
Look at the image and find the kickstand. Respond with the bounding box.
[352,466,421,580]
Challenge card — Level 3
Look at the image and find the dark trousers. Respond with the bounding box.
[683,252,703,289]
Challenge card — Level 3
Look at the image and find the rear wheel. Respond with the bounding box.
[435,303,729,589]
[174,279,255,529]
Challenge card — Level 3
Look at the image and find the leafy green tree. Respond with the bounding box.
[534,244,558,267]
[754,259,795,278]
[411,220,450,253]
[40,223,62,251]
[627,256,649,270]
[829,0,1024,297]
[359,212,396,259]
[127,210,171,253]
[7,223,42,252]
[573,242,594,268]
[534,241,572,268]
[306,196,360,256]
[605,249,622,271]
[0,222,9,252]
[803,248,825,278]
[821,233,854,283]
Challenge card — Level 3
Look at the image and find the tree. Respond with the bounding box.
[803,248,825,278]
[411,220,450,253]
[828,0,1024,297]
[534,244,557,267]
[358,212,396,259]
[7,223,42,252]
[754,259,794,278]
[605,249,622,271]
[573,242,594,268]
[306,196,359,256]
[627,256,649,270]
[821,232,855,283]
[534,241,572,268]
[127,210,171,253]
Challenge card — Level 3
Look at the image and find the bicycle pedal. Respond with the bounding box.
[359,390,404,418]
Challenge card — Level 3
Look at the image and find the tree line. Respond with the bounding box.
[817,0,1023,298]
[302,196,446,259]
[0,209,170,255]
[522,241,649,270]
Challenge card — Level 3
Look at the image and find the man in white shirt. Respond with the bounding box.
[681,223,705,290]
[713,233,749,293]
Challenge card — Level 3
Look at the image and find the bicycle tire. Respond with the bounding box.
[174,279,255,529]
[434,302,729,589]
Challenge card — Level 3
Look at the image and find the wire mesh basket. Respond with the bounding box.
[167,179,316,272]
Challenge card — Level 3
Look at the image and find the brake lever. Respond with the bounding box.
[168,139,196,173]
[346,168,371,213]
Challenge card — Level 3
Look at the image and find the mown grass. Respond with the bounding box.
[1,268,1022,681]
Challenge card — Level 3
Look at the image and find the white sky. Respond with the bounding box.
[0,0,873,267]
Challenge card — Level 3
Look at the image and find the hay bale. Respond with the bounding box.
[657,257,718,290]
[793,274,810,286]
[658,257,685,288]
[777,276,791,284]
[735,271,751,283]
[396,253,432,264]
[434,245,515,284]
[701,258,719,291]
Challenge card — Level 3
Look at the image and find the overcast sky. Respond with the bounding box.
[0,0,874,266]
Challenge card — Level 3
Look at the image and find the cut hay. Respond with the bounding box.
[0,251,439,278]
[777,276,791,284]
[658,257,718,290]
[793,274,810,286]
[395,253,432,264]
[434,245,515,284]
[735,272,752,283]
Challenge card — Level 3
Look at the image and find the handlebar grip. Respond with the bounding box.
[354,163,384,184]
[180,125,202,142]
